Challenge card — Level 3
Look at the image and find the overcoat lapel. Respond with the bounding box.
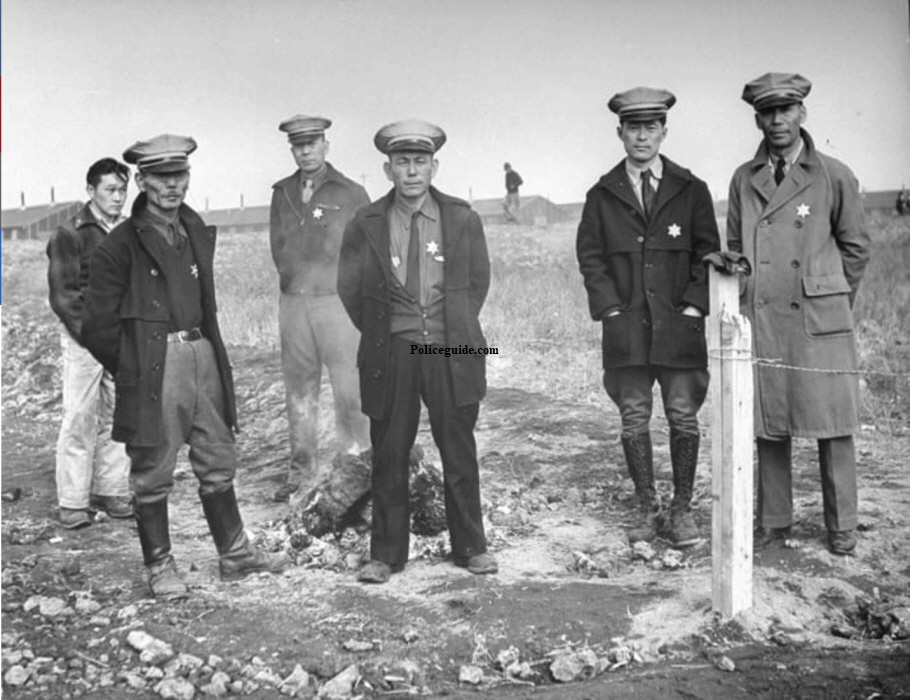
[601,164,645,219]
[362,193,393,282]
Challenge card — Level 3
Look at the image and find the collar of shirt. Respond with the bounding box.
[767,137,804,171]
[625,156,663,187]
[137,207,186,244]
[391,192,439,224]
[300,166,328,192]
[88,201,125,232]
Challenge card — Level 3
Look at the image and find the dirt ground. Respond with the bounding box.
[2,337,909,698]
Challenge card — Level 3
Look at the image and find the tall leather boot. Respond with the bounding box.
[621,432,663,543]
[669,430,701,548]
[200,487,290,582]
[134,499,188,598]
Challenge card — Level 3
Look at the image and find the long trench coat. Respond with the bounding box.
[337,188,490,420]
[576,156,721,370]
[726,130,870,439]
[81,196,237,447]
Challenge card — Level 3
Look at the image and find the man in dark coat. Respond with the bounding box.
[82,134,288,597]
[503,162,523,223]
[269,114,371,502]
[727,73,870,556]
[338,120,496,583]
[576,87,720,548]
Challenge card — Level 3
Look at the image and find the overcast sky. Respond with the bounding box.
[3,0,909,211]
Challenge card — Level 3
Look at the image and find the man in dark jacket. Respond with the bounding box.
[338,120,497,584]
[82,134,288,597]
[269,114,371,502]
[576,88,720,548]
[503,162,523,223]
[47,158,133,529]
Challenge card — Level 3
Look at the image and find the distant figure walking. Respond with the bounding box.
[896,187,909,216]
[503,162,523,223]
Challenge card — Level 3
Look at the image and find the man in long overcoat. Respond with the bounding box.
[726,73,870,555]
[269,114,371,502]
[82,134,288,596]
[338,120,496,583]
[576,87,720,548]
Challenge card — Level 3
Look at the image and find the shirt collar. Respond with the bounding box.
[768,137,804,168]
[392,192,439,222]
[300,165,328,191]
[625,155,663,184]
[88,201,125,232]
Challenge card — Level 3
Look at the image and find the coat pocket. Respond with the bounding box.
[665,311,707,364]
[602,311,634,364]
[802,274,854,336]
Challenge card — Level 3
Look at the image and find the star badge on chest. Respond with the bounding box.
[667,223,681,238]
[312,207,324,220]
[796,203,811,218]
[190,264,199,279]
[426,240,440,255]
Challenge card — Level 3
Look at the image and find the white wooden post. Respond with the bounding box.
[708,265,754,616]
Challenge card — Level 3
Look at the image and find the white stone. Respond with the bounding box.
[279,664,310,696]
[318,664,360,699]
[457,665,484,685]
[155,676,196,699]
[4,665,30,686]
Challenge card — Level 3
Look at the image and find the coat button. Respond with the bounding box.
[375,340,383,348]
[150,268,159,276]
[152,363,161,372]
[150,393,159,402]
[790,301,801,310]
[152,300,161,308]
[372,370,383,379]
[636,236,644,243]
[759,220,769,227]
[756,300,764,308]
[795,220,803,229]
[791,260,800,268]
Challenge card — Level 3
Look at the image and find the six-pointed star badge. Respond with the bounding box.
[312,207,324,220]
[667,223,681,238]
[796,203,811,218]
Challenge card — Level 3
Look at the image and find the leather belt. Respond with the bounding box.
[167,327,203,343]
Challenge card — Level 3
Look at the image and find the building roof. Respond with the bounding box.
[200,205,270,228]
[1,201,82,228]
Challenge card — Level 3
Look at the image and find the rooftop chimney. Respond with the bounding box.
[51,186,55,204]
[240,194,244,211]
[20,192,25,210]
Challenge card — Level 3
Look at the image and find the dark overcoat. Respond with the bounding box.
[726,130,870,439]
[81,196,237,447]
[576,156,720,369]
[337,188,490,420]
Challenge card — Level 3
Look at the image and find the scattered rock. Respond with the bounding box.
[154,676,196,699]
[401,627,420,644]
[74,595,102,615]
[631,541,656,562]
[127,630,175,666]
[660,549,684,570]
[549,648,598,682]
[4,665,30,687]
[318,664,360,699]
[341,639,374,653]
[458,664,484,685]
[280,664,310,696]
[495,646,520,670]
[713,654,736,672]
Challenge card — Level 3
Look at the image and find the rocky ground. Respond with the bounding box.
[3,316,910,698]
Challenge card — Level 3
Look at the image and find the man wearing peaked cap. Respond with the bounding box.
[269,114,371,503]
[576,87,720,549]
[726,73,870,557]
[338,119,497,583]
[82,134,289,598]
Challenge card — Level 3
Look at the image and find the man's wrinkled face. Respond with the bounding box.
[87,173,128,220]
[618,120,667,167]
[137,169,190,215]
[383,151,438,203]
[291,136,329,176]
[755,103,805,155]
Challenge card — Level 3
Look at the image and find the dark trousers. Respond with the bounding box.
[127,339,239,504]
[757,435,857,532]
[369,337,487,568]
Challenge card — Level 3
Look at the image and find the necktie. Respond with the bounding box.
[405,211,421,299]
[641,169,656,219]
[302,179,314,204]
[773,158,786,186]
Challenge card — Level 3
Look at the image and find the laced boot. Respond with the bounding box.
[669,430,702,548]
[621,433,663,543]
[200,487,290,581]
[134,499,188,598]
